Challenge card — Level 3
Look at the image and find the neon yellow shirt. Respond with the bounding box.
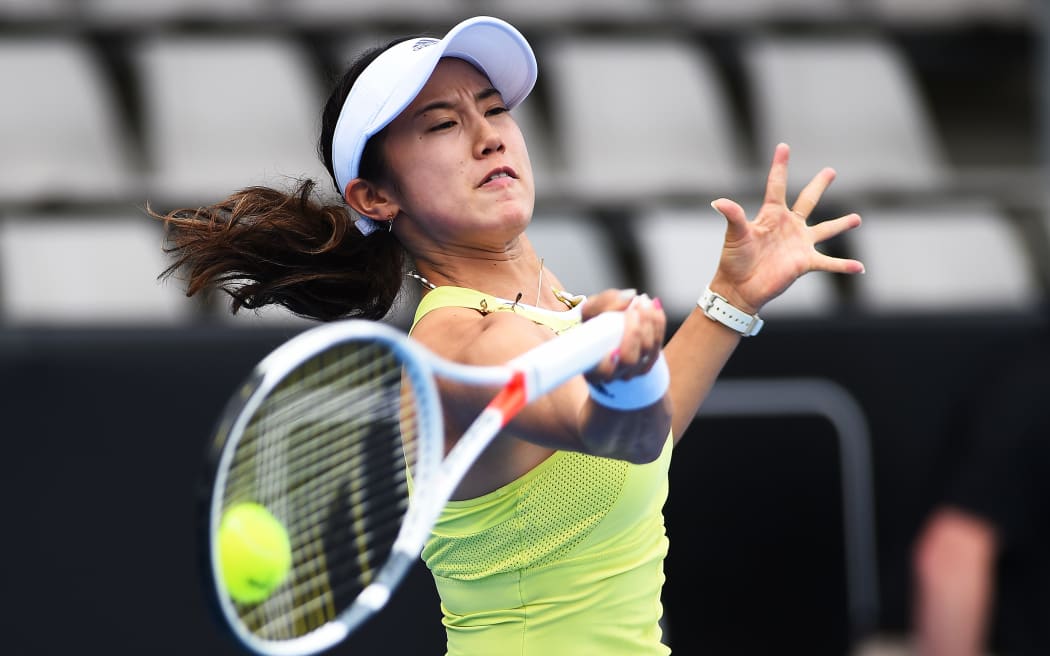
[411,286,673,656]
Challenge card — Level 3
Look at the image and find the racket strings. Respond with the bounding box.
[227,424,411,534]
[219,340,423,641]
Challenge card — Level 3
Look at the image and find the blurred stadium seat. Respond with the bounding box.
[861,0,1034,26]
[512,98,565,204]
[480,0,665,26]
[740,34,950,203]
[0,36,137,206]
[526,209,629,297]
[133,35,331,209]
[332,31,406,71]
[0,5,1042,325]
[543,35,749,208]
[670,0,854,24]
[274,0,467,24]
[81,0,272,22]
[849,201,1040,313]
[0,214,192,325]
[633,204,841,320]
[0,0,70,19]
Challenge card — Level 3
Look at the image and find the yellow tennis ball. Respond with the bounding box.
[218,502,292,604]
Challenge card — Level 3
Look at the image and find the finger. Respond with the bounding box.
[811,252,866,275]
[763,142,791,207]
[628,294,667,375]
[710,198,748,237]
[629,295,658,374]
[638,297,667,374]
[590,294,667,383]
[602,294,655,380]
[580,287,637,321]
[651,296,667,345]
[588,295,643,380]
[792,167,837,219]
[613,298,644,375]
[809,212,862,243]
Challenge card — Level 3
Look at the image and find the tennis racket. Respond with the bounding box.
[200,311,626,656]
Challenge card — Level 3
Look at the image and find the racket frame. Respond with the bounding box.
[203,312,625,656]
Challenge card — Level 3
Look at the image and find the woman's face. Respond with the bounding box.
[379,57,536,249]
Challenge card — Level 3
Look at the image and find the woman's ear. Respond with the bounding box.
[344,179,400,223]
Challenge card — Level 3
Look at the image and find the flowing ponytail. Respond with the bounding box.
[151,38,412,322]
[154,178,403,321]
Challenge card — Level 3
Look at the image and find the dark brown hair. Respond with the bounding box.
[151,38,411,322]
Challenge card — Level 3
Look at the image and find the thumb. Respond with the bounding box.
[710,198,747,236]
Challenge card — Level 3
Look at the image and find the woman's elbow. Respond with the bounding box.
[581,402,671,464]
[621,433,667,464]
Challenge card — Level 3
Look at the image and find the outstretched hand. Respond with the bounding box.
[709,143,865,314]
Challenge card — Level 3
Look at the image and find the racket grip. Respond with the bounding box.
[509,311,626,400]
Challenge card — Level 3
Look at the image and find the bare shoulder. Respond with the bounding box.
[411,306,555,367]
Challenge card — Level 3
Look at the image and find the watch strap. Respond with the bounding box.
[697,288,764,337]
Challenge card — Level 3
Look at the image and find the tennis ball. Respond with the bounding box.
[218,502,292,604]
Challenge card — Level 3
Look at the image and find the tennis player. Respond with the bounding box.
[155,16,864,655]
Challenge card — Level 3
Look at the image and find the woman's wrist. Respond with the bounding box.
[706,277,758,315]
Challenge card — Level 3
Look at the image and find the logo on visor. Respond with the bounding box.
[413,39,439,51]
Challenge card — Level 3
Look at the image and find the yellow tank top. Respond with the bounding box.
[410,286,673,656]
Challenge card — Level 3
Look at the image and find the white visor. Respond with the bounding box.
[331,16,538,197]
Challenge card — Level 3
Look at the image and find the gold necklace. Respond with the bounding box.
[406,270,436,290]
[407,259,579,310]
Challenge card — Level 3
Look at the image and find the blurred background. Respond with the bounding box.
[2,1,1047,655]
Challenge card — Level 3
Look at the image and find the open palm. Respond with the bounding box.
[710,143,865,314]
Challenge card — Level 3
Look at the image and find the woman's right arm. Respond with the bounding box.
[410,288,671,464]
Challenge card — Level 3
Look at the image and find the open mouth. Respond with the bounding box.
[479,167,517,186]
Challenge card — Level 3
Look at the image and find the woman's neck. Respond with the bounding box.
[413,246,568,311]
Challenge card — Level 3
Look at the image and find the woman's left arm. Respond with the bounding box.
[664,142,865,440]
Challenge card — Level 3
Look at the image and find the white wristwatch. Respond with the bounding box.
[697,287,764,337]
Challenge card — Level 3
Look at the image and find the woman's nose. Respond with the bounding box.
[474,120,505,157]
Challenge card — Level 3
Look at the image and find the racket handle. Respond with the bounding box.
[509,311,626,400]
